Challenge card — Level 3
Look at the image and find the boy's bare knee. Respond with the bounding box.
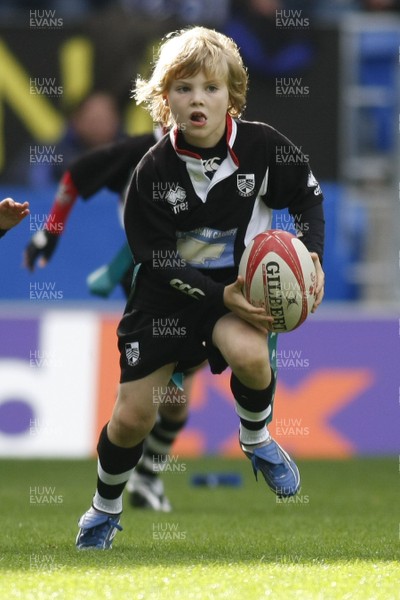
[108,405,155,447]
[230,343,269,374]
[114,404,153,434]
[108,383,158,446]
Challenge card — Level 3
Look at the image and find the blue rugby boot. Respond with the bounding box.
[76,507,122,550]
[241,436,300,497]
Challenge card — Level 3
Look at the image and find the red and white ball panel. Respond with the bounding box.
[238,230,317,333]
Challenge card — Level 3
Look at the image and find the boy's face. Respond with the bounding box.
[166,70,230,148]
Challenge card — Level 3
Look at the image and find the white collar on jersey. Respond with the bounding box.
[168,116,239,203]
[169,114,239,166]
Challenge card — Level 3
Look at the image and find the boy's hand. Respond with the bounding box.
[223,276,273,334]
[310,252,325,312]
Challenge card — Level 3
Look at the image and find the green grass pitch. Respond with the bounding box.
[1,457,399,599]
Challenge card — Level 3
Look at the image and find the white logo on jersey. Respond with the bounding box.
[202,157,220,173]
[307,171,322,196]
[165,186,188,213]
[125,341,140,366]
[169,278,206,300]
[237,174,255,197]
[166,186,186,206]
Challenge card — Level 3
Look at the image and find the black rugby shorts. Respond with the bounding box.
[118,303,229,383]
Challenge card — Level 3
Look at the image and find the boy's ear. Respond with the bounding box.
[163,97,169,106]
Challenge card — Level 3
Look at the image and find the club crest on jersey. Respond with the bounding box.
[125,341,140,367]
[166,186,189,214]
[237,174,255,197]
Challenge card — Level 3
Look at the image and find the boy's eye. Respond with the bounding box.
[207,85,218,92]
[176,86,190,93]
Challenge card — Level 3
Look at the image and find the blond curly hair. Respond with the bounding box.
[134,27,248,126]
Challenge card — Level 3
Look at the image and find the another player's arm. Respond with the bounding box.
[24,170,78,271]
[24,137,153,271]
[23,141,121,271]
[24,140,117,271]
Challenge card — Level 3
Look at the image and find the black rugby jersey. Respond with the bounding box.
[124,116,324,315]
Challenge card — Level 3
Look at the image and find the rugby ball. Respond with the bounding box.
[238,230,316,333]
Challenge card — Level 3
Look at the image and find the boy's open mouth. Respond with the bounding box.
[190,111,207,124]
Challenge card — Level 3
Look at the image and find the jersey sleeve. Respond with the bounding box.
[124,156,225,308]
[69,135,156,198]
[263,126,325,261]
[292,202,325,262]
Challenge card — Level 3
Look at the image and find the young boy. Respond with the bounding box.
[76,26,325,549]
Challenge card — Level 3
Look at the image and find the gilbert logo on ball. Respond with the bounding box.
[239,230,316,333]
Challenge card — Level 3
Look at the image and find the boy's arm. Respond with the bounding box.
[263,127,325,308]
[291,202,325,263]
[264,127,325,261]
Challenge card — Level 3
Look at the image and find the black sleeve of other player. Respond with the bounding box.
[124,159,225,308]
[68,135,156,199]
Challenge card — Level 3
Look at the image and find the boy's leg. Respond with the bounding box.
[127,376,190,511]
[212,314,300,498]
[76,363,175,550]
[266,332,278,425]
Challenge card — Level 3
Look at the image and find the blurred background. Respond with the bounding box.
[0,0,399,459]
